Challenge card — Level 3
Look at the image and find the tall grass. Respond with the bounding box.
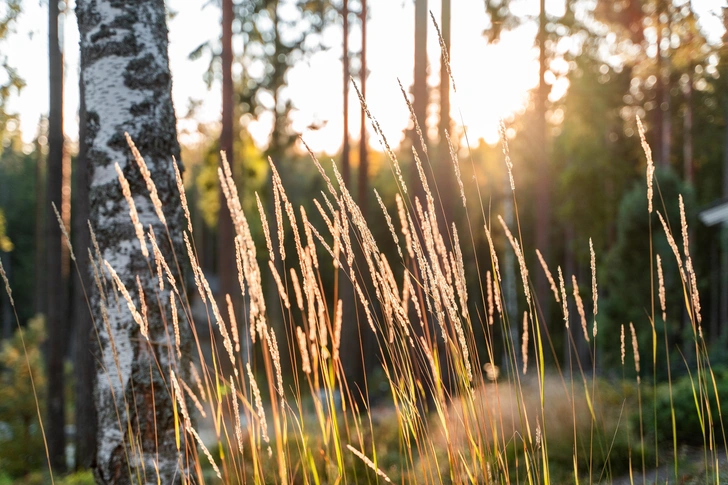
[1,18,725,485]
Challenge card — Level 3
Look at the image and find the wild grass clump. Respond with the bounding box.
[1,20,725,484]
[51,107,716,483]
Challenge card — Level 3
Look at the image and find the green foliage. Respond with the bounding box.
[553,53,636,257]
[641,368,728,447]
[0,209,12,252]
[189,131,268,228]
[0,470,95,485]
[0,141,40,323]
[601,168,695,374]
[0,0,24,146]
[0,315,47,478]
[58,470,95,485]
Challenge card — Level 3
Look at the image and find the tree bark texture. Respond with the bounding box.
[342,0,350,187]
[73,71,97,470]
[77,1,190,482]
[47,0,67,473]
[219,0,237,325]
[534,0,551,320]
[357,0,368,217]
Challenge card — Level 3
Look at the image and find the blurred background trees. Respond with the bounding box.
[0,0,726,478]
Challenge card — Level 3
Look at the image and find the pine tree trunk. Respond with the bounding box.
[358,0,368,218]
[338,0,361,400]
[413,0,427,157]
[722,100,728,333]
[73,72,96,470]
[219,0,238,338]
[434,0,456,234]
[340,0,369,406]
[342,0,350,187]
[683,70,693,184]
[47,0,67,473]
[438,0,450,144]
[77,1,189,482]
[660,7,672,168]
[34,122,46,317]
[534,0,551,320]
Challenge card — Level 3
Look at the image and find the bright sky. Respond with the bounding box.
[3,0,725,154]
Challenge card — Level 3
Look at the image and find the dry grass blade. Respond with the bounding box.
[226,294,240,353]
[657,211,686,283]
[559,266,569,327]
[257,191,274,261]
[444,130,466,207]
[572,275,589,343]
[170,292,180,359]
[247,362,270,443]
[346,445,393,483]
[352,77,407,193]
[104,260,146,339]
[679,195,702,324]
[630,322,640,384]
[398,78,428,157]
[486,270,494,325]
[125,132,166,225]
[499,121,515,191]
[172,156,192,234]
[636,115,654,214]
[522,311,529,375]
[536,249,559,303]
[375,189,403,260]
[52,202,75,262]
[656,255,666,322]
[115,163,148,258]
[498,215,530,306]
[296,326,312,374]
[590,238,598,337]
[0,256,13,306]
[429,10,456,92]
[180,377,206,418]
[231,378,243,454]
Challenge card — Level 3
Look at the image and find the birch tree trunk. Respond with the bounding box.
[76,1,189,482]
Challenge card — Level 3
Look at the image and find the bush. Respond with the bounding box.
[642,367,728,447]
[0,315,47,478]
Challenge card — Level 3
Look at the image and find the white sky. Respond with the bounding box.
[2,0,725,154]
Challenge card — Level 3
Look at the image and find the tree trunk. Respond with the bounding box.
[437,0,455,228]
[534,0,551,321]
[659,4,672,169]
[47,0,67,473]
[219,0,238,334]
[342,0,350,187]
[722,100,728,335]
[683,69,693,184]
[413,0,427,156]
[338,0,358,397]
[34,120,46,317]
[340,0,370,407]
[357,0,368,217]
[438,0,450,144]
[411,0,428,212]
[77,1,189,482]
[73,71,96,470]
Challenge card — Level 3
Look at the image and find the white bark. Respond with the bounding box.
[77,1,189,483]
